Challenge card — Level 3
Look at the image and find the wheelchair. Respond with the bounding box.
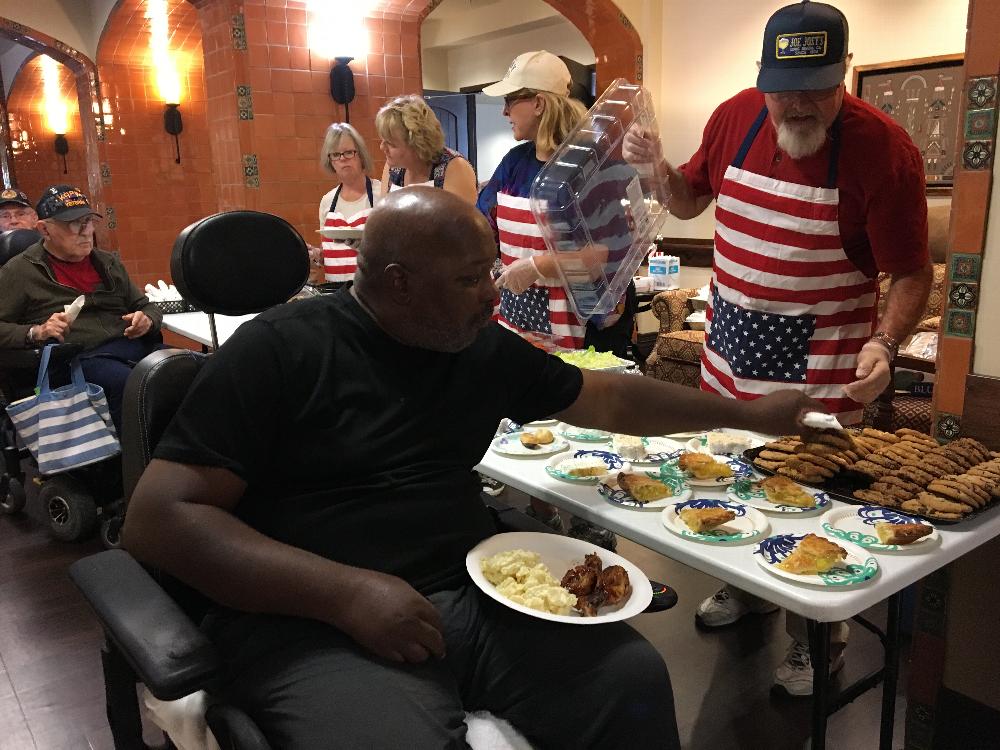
[69,211,678,748]
[0,228,126,545]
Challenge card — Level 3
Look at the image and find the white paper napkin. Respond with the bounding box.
[63,294,85,323]
[802,411,843,431]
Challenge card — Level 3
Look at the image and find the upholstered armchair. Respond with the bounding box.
[643,288,705,388]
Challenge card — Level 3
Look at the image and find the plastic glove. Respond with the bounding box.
[842,341,893,404]
[496,257,541,295]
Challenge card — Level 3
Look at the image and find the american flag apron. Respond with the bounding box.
[321,178,374,284]
[494,192,586,349]
[701,108,875,425]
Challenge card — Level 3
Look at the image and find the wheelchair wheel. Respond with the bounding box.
[1,474,26,514]
[99,515,123,550]
[40,478,98,541]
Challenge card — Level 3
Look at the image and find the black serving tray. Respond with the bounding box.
[740,445,997,526]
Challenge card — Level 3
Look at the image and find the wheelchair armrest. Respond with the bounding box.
[69,549,221,701]
[0,342,85,370]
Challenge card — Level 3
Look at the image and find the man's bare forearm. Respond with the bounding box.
[878,264,933,342]
[661,161,713,220]
[555,371,817,438]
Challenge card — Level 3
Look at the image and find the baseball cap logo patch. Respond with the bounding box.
[775,31,828,60]
[35,184,102,221]
[1,189,17,200]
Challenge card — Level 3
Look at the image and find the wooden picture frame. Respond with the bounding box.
[852,54,964,195]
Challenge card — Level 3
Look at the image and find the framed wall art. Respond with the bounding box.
[853,54,964,192]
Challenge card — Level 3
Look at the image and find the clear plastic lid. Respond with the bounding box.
[529,79,670,319]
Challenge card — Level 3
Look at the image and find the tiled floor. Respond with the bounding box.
[0,490,908,750]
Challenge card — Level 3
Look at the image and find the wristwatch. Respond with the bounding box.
[869,331,899,358]
[24,326,36,346]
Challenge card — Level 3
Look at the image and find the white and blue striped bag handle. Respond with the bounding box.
[6,343,120,475]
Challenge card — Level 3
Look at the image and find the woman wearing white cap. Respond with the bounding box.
[477,51,630,549]
[375,94,478,205]
[316,123,381,286]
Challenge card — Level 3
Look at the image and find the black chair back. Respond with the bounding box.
[0,229,41,268]
[171,210,309,315]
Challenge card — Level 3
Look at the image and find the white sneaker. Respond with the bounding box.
[773,640,846,697]
[695,586,779,628]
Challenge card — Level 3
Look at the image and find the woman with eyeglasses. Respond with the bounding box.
[317,123,381,286]
[477,51,636,551]
[375,95,478,205]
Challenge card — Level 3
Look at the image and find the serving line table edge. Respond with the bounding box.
[476,436,1000,750]
[161,312,257,349]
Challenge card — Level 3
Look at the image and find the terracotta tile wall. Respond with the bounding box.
[191,0,422,245]
[6,55,89,209]
[95,0,218,289]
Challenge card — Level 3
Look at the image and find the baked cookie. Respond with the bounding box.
[853,488,898,507]
[897,465,936,487]
[795,453,840,473]
[759,450,795,462]
[754,458,785,472]
[853,460,892,479]
[911,492,972,515]
[862,428,900,444]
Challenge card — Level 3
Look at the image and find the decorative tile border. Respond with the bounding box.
[967,75,998,109]
[961,140,993,170]
[105,205,116,230]
[964,108,996,140]
[100,162,111,185]
[948,282,977,309]
[945,309,975,338]
[936,412,961,440]
[950,253,981,283]
[237,85,254,120]
[231,13,247,51]
[242,153,259,188]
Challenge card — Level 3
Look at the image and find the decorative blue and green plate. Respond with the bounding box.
[658,452,753,487]
[727,478,832,514]
[598,472,692,511]
[822,506,938,552]
[660,498,768,543]
[754,533,879,587]
[545,450,630,484]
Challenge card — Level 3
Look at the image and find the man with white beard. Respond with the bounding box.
[624,1,932,697]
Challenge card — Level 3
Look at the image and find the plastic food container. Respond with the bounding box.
[530,79,670,319]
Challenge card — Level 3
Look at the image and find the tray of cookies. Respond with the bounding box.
[744,428,1000,524]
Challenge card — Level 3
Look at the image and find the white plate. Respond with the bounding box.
[660,499,769,544]
[726,478,832,514]
[821,506,939,552]
[629,437,686,466]
[557,422,612,442]
[526,418,558,427]
[466,532,653,624]
[657,453,752,487]
[754,533,879,587]
[597,472,692,511]
[545,450,630,484]
[490,432,570,458]
[318,226,364,240]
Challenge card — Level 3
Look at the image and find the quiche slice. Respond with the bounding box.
[874,522,932,546]
[760,475,815,508]
[617,472,672,503]
[679,507,736,533]
[678,452,733,480]
[776,534,847,575]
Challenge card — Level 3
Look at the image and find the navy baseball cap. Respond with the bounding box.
[35,185,102,222]
[0,188,31,209]
[757,1,849,93]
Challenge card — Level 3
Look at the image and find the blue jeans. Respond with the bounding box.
[73,335,166,434]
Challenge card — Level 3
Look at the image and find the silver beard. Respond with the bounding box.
[776,119,828,159]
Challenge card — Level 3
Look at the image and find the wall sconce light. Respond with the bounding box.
[330,56,356,122]
[53,134,69,174]
[163,103,182,164]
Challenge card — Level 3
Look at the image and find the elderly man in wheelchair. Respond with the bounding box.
[103,188,822,749]
[0,185,164,435]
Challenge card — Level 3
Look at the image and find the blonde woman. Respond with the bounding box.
[375,95,478,204]
[478,51,634,550]
[317,123,381,286]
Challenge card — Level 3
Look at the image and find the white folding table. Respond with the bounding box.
[477,433,1000,749]
[161,312,257,349]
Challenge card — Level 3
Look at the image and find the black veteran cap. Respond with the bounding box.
[0,188,31,209]
[757,1,849,93]
[36,185,102,222]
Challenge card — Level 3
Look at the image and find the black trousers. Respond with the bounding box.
[209,585,680,749]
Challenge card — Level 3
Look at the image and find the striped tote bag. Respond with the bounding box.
[6,344,120,475]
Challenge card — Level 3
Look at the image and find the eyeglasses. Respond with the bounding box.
[51,215,101,235]
[769,85,841,103]
[0,208,32,221]
[329,149,358,161]
[503,93,536,109]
